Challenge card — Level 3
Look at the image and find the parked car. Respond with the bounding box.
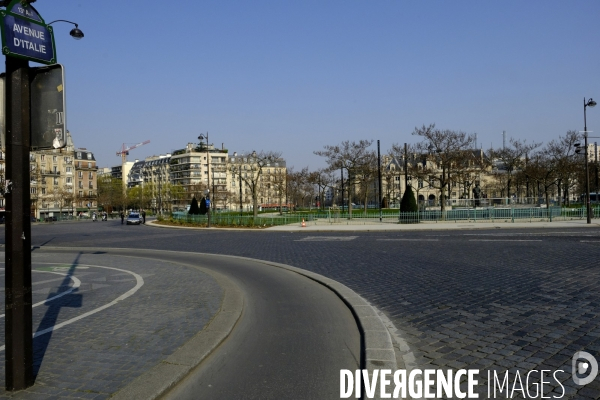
[126,213,142,225]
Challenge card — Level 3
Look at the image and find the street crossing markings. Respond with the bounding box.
[295,236,358,241]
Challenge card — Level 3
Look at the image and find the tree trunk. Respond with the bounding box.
[252,190,258,219]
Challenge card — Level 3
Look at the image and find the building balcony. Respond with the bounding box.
[42,171,60,176]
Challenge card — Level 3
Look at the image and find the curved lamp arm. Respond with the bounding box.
[47,19,84,39]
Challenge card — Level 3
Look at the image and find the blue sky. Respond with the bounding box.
[24,0,600,170]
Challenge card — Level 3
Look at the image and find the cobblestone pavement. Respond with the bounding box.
[5,222,600,398]
[0,251,222,399]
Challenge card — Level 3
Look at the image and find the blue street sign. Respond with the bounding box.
[1,14,55,64]
[0,3,56,65]
[7,1,42,23]
[205,199,211,208]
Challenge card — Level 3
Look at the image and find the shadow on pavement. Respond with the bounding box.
[32,253,83,379]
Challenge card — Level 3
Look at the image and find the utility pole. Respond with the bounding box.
[377,140,382,222]
[404,143,408,190]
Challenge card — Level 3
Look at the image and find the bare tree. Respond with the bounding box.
[488,138,541,201]
[238,150,282,219]
[286,167,308,212]
[546,130,581,206]
[307,169,334,211]
[526,147,560,209]
[412,124,476,212]
[314,140,374,216]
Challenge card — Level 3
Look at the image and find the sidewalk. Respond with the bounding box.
[265,218,600,232]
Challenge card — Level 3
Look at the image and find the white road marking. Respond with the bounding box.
[468,239,542,242]
[295,236,358,241]
[580,240,600,243]
[0,270,81,318]
[0,263,144,351]
[377,239,439,241]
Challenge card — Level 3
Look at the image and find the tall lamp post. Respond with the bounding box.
[198,133,210,227]
[579,98,597,224]
[233,152,243,217]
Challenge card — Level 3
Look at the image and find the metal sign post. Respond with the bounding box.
[0,0,54,390]
[4,53,33,392]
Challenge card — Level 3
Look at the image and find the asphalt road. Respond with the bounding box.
[4,220,600,398]
[154,252,361,400]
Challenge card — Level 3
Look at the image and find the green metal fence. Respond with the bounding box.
[399,206,600,224]
[169,206,600,227]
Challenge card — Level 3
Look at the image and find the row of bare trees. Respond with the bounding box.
[283,124,594,212]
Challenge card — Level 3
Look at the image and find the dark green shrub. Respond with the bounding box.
[400,186,418,212]
[188,197,200,215]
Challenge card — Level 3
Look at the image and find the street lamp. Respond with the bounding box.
[47,20,84,39]
[198,133,210,227]
[576,98,597,223]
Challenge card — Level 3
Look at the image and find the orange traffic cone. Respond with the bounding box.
[301,219,306,227]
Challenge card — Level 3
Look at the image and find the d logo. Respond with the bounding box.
[572,351,598,386]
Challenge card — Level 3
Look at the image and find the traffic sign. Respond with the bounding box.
[0,0,56,64]
[30,64,67,149]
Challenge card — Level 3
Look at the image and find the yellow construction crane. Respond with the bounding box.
[116,140,150,196]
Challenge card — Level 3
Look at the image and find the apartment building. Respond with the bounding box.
[228,152,287,211]
[26,131,98,220]
[169,142,229,210]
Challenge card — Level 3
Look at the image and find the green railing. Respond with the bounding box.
[167,206,600,227]
[399,206,600,224]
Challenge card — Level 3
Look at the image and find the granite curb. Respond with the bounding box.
[110,266,243,400]
[146,218,600,232]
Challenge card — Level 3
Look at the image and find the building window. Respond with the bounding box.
[41,188,46,195]
[53,177,58,185]
[77,152,81,159]
[89,182,93,189]
[66,167,72,173]
[89,172,93,179]
[89,191,93,197]
[66,177,72,184]
[30,187,36,194]
[79,182,83,189]
[88,162,92,168]
[79,191,83,197]
[41,155,45,161]
[78,171,83,178]
[87,153,92,160]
